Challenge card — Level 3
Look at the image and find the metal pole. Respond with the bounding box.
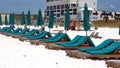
[86,31,88,36]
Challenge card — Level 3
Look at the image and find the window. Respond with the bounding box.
[61,10,64,15]
[57,14,60,17]
[50,6,53,9]
[65,4,68,9]
[57,5,60,9]
[61,4,64,9]
[71,4,77,8]
[73,9,77,15]
[47,6,50,10]
[54,5,56,10]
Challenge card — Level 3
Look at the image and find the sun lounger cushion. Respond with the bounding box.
[78,39,114,51]
[58,36,88,47]
[11,28,22,34]
[29,31,51,40]
[56,35,81,45]
[20,29,38,37]
[27,31,45,39]
[87,42,120,54]
[43,33,70,42]
[15,28,29,35]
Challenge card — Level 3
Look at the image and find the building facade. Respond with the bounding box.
[45,0,97,21]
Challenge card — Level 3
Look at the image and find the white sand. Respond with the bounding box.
[0,26,119,68]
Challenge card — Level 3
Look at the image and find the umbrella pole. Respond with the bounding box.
[49,28,50,33]
[86,31,87,36]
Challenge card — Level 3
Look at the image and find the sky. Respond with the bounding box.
[0,0,120,14]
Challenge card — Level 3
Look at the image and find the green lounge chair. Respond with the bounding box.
[56,35,81,45]
[15,28,29,35]
[9,28,22,34]
[5,28,22,36]
[58,36,95,47]
[20,29,38,37]
[0,27,9,32]
[78,39,114,52]
[27,30,45,39]
[29,31,52,40]
[5,28,13,32]
[42,33,71,42]
[87,42,120,54]
[39,32,63,41]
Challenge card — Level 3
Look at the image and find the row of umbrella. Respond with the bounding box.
[3,11,32,26]
[0,3,91,36]
[0,4,89,30]
[0,3,120,36]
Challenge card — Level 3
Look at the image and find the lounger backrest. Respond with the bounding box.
[47,33,62,40]
[100,42,120,53]
[56,35,80,45]
[12,28,22,33]
[76,36,87,45]
[17,28,29,35]
[36,31,48,39]
[69,35,81,44]
[46,32,52,38]
[27,29,37,35]
[6,28,13,33]
[87,37,95,47]
[0,27,8,31]
[44,33,65,42]
[36,31,45,36]
[51,33,65,41]
[96,39,114,48]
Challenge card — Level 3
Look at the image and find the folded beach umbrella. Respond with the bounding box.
[9,13,15,25]
[48,8,54,32]
[37,9,44,26]
[9,13,12,25]
[11,12,15,25]
[83,3,90,36]
[5,15,9,25]
[27,10,31,25]
[21,11,26,25]
[0,14,2,25]
[64,7,70,31]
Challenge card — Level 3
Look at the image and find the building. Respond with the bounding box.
[45,0,97,21]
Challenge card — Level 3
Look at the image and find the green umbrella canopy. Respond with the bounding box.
[11,12,15,25]
[48,8,54,28]
[37,9,44,26]
[27,10,31,25]
[64,7,70,30]
[5,15,9,25]
[9,13,12,25]
[0,14,2,25]
[83,3,90,31]
[9,13,15,25]
[21,11,26,25]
